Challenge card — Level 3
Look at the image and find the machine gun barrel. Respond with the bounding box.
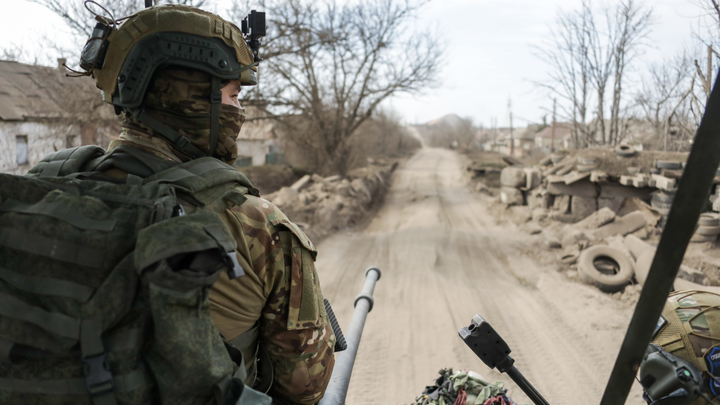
[319,266,382,405]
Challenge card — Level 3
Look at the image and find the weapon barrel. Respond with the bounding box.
[319,266,382,405]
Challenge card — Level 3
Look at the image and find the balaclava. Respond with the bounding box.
[120,68,245,165]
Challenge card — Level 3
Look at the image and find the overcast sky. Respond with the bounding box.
[0,0,710,127]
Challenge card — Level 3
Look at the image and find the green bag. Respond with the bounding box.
[0,147,269,405]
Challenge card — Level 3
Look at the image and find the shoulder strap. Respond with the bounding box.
[26,146,106,178]
[144,157,259,197]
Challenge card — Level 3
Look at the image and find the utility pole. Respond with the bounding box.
[550,98,557,153]
[508,99,514,157]
[708,45,713,104]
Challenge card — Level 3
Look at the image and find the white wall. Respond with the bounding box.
[236,139,274,166]
[0,121,79,175]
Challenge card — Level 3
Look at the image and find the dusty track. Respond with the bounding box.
[316,147,645,405]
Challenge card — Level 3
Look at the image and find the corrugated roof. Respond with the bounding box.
[0,60,72,121]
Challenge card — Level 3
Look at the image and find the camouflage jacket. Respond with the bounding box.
[70,143,336,404]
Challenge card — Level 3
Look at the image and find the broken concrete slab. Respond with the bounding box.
[325,175,341,182]
[501,167,527,188]
[590,211,647,240]
[290,174,312,191]
[556,164,574,176]
[561,229,590,248]
[553,194,571,213]
[571,196,597,220]
[623,234,655,259]
[618,197,661,227]
[546,174,567,183]
[521,222,543,235]
[500,186,524,205]
[574,207,616,229]
[524,168,542,190]
[632,175,650,188]
[606,235,635,264]
[599,183,654,200]
[651,174,677,192]
[590,171,608,183]
[564,172,591,185]
[547,179,598,198]
[598,196,625,213]
[272,186,300,207]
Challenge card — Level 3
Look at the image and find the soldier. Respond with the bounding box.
[639,290,720,405]
[31,4,335,404]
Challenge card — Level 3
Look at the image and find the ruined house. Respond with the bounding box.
[0,59,117,175]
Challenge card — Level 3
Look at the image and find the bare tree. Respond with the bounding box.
[586,1,615,144]
[608,0,653,145]
[534,5,593,149]
[635,51,694,151]
[235,0,442,174]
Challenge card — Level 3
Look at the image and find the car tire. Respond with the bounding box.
[695,225,720,236]
[615,144,637,157]
[656,160,683,170]
[691,233,717,243]
[699,213,720,227]
[578,245,635,292]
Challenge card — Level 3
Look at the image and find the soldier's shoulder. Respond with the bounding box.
[231,195,317,254]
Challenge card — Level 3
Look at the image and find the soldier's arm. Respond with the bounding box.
[219,196,336,404]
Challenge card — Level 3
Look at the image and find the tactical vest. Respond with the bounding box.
[0,146,270,405]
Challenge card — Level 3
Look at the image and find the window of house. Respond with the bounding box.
[16,135,28,165]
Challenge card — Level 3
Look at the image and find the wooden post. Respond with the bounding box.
[508,99,514,157]
[551,98,556,153]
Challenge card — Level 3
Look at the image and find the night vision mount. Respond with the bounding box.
[242,10,266,63]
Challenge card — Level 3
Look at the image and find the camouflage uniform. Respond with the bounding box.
[91,69,336,404]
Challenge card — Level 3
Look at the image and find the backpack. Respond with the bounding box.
[0,146,271,405]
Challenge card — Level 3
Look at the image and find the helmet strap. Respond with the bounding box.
[209,77,222,159]
[131,108,207,159]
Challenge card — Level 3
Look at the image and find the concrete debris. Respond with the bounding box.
[571,196,598,220]
[651,174,677,192]
[623,234,655,259]
[290,174,312,191]
[272,186,299,207]
[524,168,542,190]
[500,186,524,205]
[501,167,527,188]
[553,194,571,213]
[547,180,597,198]
[561,229,590,249]
[325,175,341,183]
[564,172,591,185]
[521,222,543,235]
[475,182,493,195]
[574,207,616,229]
[590,211,647,240]
[597,196,625,213]
[590,170,608,183]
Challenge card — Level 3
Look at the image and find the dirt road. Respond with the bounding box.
[316,147,645,405]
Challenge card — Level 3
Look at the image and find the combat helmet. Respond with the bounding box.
[640,290,720,404]
[76,2,265,160]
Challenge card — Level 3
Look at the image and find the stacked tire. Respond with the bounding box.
[692,213,720,243]
[651,191,674,228]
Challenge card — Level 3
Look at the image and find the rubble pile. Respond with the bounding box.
[480,146,720,293]
[265,163,397,242]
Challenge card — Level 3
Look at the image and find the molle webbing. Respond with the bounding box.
[26,146,105,178]
[0,227,105,268]
[0,266,94,301]
[0,367,147,395]
[0,198,117,232]
[144,157,259,198]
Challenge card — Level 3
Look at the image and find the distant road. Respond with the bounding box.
[316,147,645,404]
